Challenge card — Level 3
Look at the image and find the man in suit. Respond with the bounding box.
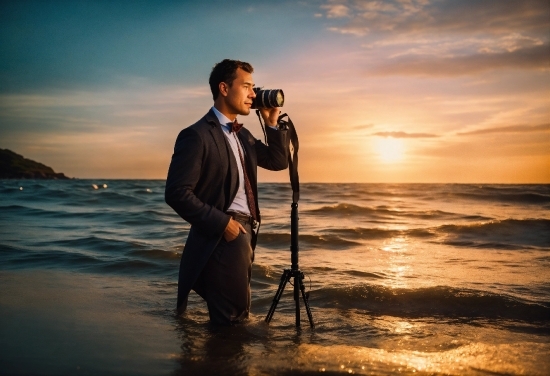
[165,59,289,325]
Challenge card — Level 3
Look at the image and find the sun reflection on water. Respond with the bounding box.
[381,235,408,253]
[380,236,414,289]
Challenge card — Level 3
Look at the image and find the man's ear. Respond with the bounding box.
[219,82,229,97]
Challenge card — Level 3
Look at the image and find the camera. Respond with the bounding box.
[252,88,284,109]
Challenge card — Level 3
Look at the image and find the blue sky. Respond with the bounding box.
[0,1,325,91]
[1,0,549,182]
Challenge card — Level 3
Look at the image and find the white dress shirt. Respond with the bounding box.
[211,106,251,216]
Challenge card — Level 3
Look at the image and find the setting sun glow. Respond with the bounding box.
[374,138,405,163]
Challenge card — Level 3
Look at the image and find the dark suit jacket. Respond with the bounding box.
[165,109,289,311]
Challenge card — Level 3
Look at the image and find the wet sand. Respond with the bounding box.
[0,270,181,376]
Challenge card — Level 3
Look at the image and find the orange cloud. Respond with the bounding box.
[370,44,549,76]
[373,131,439,138]
[458,123,550,136]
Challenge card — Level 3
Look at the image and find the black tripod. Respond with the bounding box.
[265,201,315,328]
[260,112,314,329]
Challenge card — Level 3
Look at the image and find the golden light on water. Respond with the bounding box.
[373,138,405,163]
[290,342,548,375]
[382,236,413,289]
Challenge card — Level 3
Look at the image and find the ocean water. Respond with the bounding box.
[0,180,549,375]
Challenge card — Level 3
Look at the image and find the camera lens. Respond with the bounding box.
[252,88,284,109]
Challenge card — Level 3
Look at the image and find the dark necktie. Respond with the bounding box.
[230,119,257,220]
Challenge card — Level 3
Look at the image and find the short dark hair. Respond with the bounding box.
[209,59,254,100]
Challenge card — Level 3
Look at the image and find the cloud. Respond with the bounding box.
[321,0,550,37]
[352,124,374,130]
[373,131,438,138]
[318,0,550,77]
[321,4,351,18]
[458,123,550,136]
[370,43,549,76]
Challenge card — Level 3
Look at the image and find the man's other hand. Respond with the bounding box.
[224,217,247,242]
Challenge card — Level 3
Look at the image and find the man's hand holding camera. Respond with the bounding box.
[259,107,280,127]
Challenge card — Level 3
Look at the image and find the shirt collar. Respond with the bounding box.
[211,106,234,131]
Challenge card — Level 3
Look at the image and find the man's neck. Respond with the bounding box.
[213,102,236,122]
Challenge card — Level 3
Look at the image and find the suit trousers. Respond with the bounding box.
[193,222,254,325]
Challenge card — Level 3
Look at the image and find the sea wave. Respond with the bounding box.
[0,241,179,276]
[330,227,434,240]
[454,187,550,204]
[258,232,362,250]
[306,203,490,222]
[440,219,550,249]
[312,284,550,322]
[127,248,181,261]
[259,218,550,250]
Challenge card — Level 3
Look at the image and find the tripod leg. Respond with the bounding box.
[294,273,301,327]
[265,269,291,323]
[299,274,315,329]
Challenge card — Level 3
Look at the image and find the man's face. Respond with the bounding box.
[223,68,256,116]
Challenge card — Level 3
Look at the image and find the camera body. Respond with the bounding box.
[251,88,284,109]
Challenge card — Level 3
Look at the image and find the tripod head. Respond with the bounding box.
[276,113,300,204]
[255,110,300,203]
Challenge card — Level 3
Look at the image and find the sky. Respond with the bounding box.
[0,0,549,183]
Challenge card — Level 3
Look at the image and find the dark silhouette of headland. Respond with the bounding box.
[0,149,70,179]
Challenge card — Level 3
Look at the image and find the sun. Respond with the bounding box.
[373,137,405,163]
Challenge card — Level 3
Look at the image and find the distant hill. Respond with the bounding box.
[0,149,70,179]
